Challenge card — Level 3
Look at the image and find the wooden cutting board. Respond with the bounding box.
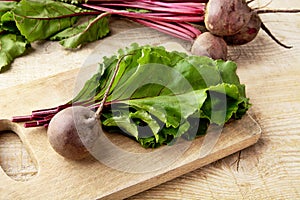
[0,39,261,199]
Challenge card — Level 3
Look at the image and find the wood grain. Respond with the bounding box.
[0,0,299,199]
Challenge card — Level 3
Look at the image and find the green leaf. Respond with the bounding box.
[201,84,240,125]
[0,1,18,34]
[216,60,246,97]
[0,2,29,72]
[0,33,28,72]
[12,0,83,42]
[1,11,19,34]
[129,110,161,142]
[103,115,138,136]
[127,89,207,129]
[51,14,110,48]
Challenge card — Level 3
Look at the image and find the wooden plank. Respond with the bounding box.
[2,1,299,197]
[0,47,260,199]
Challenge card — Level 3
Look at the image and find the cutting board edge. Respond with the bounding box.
[100,125,261,200]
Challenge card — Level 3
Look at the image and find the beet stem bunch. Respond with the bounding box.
[12,102,93,128]
[81,0,208,41]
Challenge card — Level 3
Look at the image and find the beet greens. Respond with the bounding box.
[13,44,251,148]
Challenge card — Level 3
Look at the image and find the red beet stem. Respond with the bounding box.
[82,4,203,22]
[24,122,39,128]
[12,115,32,122]
[133,18,194,41]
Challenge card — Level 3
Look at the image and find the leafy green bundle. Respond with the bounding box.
[72,44,251,148]
[13,44,250,148]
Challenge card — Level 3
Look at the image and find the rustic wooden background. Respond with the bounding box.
[0,0,299,199]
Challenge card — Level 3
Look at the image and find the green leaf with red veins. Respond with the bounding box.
[50,14,110,48]
[12,0,83,42]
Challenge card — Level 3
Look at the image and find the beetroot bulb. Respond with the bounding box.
[47,55,127,160]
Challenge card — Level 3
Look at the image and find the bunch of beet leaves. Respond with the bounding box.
[13,43,251,148]
[1,0,299,72]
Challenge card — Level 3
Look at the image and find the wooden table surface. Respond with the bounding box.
[0,0,299,199]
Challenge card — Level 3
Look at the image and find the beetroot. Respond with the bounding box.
[191,32,228,60]
[47,106,101,160]
[204,0,252,36]
[224,11,261,45]
[46,55,126,160]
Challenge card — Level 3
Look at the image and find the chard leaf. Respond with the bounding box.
[51,14,110,48]
[12,0,83,42]
[127,89,208,129]
[73,44,251,148]
[0,33,29,72]
[216,60,246,96]
[129,110,161,142]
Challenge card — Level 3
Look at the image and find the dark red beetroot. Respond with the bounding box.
[204,0,252,36]
[191,32,228,60]
[204,0,300,47]
[224,11,261,45]
[47,106,101,160]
